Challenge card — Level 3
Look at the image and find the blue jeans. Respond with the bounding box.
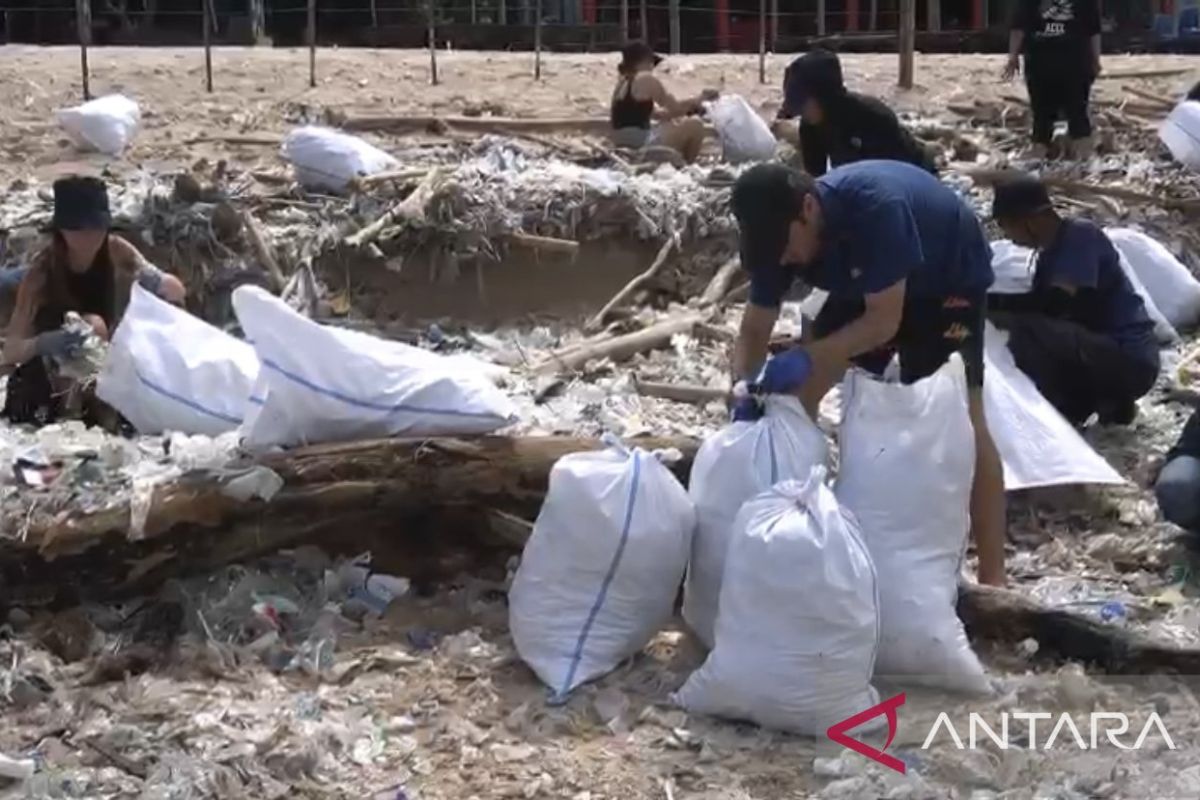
[1155,455,1200,533]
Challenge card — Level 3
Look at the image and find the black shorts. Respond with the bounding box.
[813,291,986,388]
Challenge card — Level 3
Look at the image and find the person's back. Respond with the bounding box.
[810,160,992,300]
[610,74,655,132]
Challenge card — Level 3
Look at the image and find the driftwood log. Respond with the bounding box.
[1,434,696,608]
[340,114,611,136]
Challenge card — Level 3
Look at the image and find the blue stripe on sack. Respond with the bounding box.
[551,451,643,703]
[261,358,505,421]
[248,395,266,406]
[134,368,244,425]
[767,422,778,484]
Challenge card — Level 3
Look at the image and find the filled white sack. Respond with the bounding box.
[231,285,516,448]
[509,439,694,699]
[1107,227,1200,332]
[683,396,828,648]
[984,323,1124,489]
[837,357,990,694]
[56,94,141,156]
[674,471,880,734]
[1159,100,1200,171]
[97,285,259,436]
[282,126,399,193]
[989,238,1177,344]
[707,95,777,164]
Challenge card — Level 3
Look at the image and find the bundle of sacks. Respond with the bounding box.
[508,354,990,732]
[96,285,517,445]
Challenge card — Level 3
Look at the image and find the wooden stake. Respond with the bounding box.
[469,0,476,25]
[307,0,316,88]
[620,0,629,41]
[371,0,379,27]
[202,0,213,93]
[427,0,438,85]
[499,0,507,24]
[869,0,878,31]
[898,0,915,90]
[769,0,778,50]
[758,0,766,84]
[75,0,91,100]
[926,0,940,32]
[817,0,826,37]
[639,0,648,41]
[534,0,543,80]
[669,0,680,54]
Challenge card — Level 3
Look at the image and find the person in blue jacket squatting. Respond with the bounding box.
[728,160,1008,587]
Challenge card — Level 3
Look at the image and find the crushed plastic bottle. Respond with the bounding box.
[1100,600,1127,624]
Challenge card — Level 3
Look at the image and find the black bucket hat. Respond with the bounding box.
[619,41,663,72]
[781,49,846,117]
[52,176,112,231]
[991,175,1053,220]
[732,163,807,270]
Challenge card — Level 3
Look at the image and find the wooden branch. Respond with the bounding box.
[699,256,741,306]
[352,168,429,189]
[535,313,704,375]
[1097,67,1194,81]
[341,114,610,136]
[586,234,679,332]
[183,134,282,146]
[1122,85,1176,110]
[239,209,285,292]
[958,583,1200,673]
[509,231,580,257]
[951,164,1200,214]
[344,168,444,249]
[634,379,725,405]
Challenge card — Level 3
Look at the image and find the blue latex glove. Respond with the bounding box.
[0,265,28,292]
[730,381,764,422]
[758,348,814,395]
[34,328,86,359]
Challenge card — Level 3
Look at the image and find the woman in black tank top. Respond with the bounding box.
[609,41,718,163]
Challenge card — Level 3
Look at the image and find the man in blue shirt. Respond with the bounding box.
[730,160,1007,586]
[990,176,1159,426]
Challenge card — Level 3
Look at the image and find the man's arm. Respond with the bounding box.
[798,121,829,177]
[805,280,905,367]
[638,74,708,120]
[1003,1,1029,78]
[734,303,780,382]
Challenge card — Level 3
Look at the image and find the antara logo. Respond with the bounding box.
[826,692,908,775]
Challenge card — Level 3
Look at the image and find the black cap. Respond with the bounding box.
[781,49,845,117]
[991,175,1053,220]
[52,176,111,231]
[732,164,808,269]
[619,41,663,72]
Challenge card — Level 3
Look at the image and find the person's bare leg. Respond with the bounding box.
[967,388,1007,586]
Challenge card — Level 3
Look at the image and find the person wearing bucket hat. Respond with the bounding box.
[773,49,934,178]
[609,41,718,163]
[989,175,1158,426]
[2,175,186,425]
[728,159,1007,586]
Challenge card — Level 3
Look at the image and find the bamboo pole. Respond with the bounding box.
[76,0,91,100]
[758,0,766,83]
[307,0,316,88]
[669,0,680,54]
[898,0,915,89]
[202,0,213,93]
[427,0,439,85]
[534,0,543,79]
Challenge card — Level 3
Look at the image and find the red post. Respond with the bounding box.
[846,0,860,32]
[715,0,731,51]
[972,0,984,30]
[583,0,596,24]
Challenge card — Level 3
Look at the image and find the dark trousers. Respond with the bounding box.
[1025,61,1093,145]
[991,312,1158,425]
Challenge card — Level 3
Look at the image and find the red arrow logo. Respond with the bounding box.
[826,692,907,774]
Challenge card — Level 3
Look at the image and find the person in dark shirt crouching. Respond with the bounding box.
[773,49,935,178]
[989,176,1159,426]
[1156,411,1200,536]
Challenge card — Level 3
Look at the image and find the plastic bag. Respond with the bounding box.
[1159,101,1200,171]
[984,323,1124,489]
[683,396,828,648]
[96,286,259,436]
[231,286,516,448]
[990,237,1176,343]
[707,95,777,164]
[282,126,399,193]
[674,470,880,734]
[56,94,141,156]
[509,438,694,699]
[1106,227,1200,331]
[837,357,990,694]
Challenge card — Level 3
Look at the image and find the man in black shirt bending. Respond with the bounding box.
[1004,0,1102,160]
[773,49,935,178]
